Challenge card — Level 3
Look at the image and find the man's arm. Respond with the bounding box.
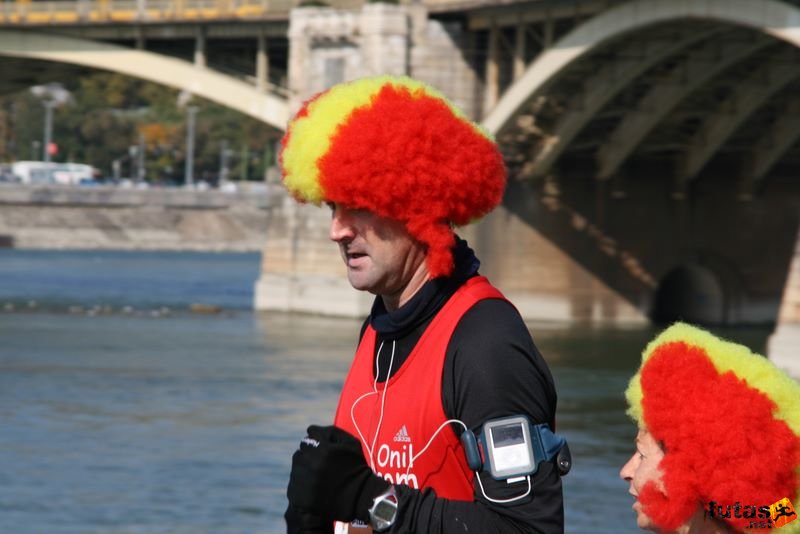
[389,298,564,533]
[393,461,562,533]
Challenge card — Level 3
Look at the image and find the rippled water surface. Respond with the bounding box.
[0,250,771,533]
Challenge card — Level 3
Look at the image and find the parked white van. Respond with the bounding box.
[12,161,96,185]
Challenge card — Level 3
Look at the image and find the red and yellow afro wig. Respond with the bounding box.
[279,75,506,278]
[625,323,800,532]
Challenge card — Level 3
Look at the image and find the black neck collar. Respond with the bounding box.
[369,237,480,338]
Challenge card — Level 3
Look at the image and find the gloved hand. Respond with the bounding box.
[284,503,331,534]
[287,425,390,523]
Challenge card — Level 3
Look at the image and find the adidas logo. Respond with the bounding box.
[393,425,411,443]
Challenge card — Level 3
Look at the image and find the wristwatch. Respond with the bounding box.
[368,485,398,532]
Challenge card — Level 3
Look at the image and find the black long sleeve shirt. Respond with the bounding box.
[362,239,563,534]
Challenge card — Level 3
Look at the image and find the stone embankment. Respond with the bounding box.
[0,183,284,251]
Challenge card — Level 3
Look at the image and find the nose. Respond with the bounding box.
[620,453,636,481]
[329,206,354,243]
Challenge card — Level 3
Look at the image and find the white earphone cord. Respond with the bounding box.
[350,340,395,472]
[351,341,529,503]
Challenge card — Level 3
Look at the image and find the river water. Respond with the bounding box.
[0,250,771,533]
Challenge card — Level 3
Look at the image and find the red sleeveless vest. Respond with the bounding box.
[333,276,505,500]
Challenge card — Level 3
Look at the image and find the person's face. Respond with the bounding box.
[620,429,666,532]
[328,203,429,309]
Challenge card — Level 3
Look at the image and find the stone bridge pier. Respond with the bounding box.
[253,191,647,324]
[255,189,800,379]
[255,196,647,324]
[769,229,800,376]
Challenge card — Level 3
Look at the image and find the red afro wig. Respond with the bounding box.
[625,323,800,532]
[279,76,506,278]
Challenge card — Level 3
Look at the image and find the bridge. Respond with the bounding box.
[2,0,799,374]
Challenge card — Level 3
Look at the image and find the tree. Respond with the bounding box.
[0,70,282,183]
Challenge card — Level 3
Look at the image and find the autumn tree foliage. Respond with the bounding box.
[0,72,281,184]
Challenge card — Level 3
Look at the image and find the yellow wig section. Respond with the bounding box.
[280,75,494,204]
[625,322,800,440]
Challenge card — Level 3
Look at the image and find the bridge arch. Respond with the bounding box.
[483,0,800,181]
[0,29,288,130]
[652,263,726,326]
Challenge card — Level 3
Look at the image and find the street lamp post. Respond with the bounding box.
[31,140,41,160]
[112,159,122,182]
[136,132,145,182]
[128,145,139,181]
[30,83,70,163]
[219,139,234,189]
[42,100,56,162]
[184,105,198,187]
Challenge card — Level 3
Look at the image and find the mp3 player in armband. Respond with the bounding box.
[460,415,572,480]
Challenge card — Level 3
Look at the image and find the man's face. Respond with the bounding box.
[328,203,428,307]
[620,429,666,532]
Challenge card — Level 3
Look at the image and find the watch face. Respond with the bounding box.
[373,499,397,520]
[370,493,398,531]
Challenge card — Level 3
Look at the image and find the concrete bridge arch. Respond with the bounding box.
[484,0,800,188]
[465,0,800,367]
[0,29,288,129]
[652,263,726,326]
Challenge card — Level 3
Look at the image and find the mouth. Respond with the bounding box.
[345,251,368,267]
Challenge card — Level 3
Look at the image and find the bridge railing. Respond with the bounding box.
[0,0,476,25]
[0,0,298,24]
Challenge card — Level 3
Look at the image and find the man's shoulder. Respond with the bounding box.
[445,296,536,364]
[455,296,528,337]
[441,292,557,427]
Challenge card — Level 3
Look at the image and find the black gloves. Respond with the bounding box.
[284,504,331,534]
[287,425,390,523]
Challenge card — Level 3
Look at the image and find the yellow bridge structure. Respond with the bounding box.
[0,0,472,25]
[1,0,297,25]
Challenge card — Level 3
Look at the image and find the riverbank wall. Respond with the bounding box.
[0,183,280,252]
